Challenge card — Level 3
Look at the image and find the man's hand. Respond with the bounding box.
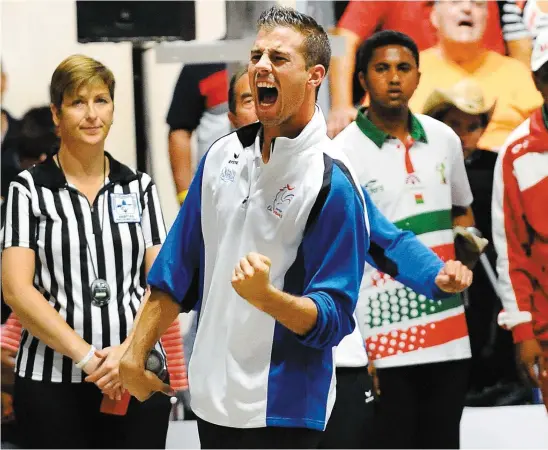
[327,106,358,138]
[119,352,174,402]
[1,348,16,370]
[85,345,127,400]
[517,339,547,387]
[368,363,380,396]
[231,253,272,309]
[1,348,16,387]
[434,260,473,293]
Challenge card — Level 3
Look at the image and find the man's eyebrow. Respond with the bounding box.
[240,92,253,99]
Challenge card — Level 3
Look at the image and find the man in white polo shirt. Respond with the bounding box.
[334,30,475,449]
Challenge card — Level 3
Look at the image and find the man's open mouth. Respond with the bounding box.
[458,20,474,27]
[257,82,278,106]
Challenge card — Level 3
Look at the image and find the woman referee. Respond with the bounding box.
[1,55,172,449]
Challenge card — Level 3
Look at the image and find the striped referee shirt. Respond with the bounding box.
[2,152,167,383]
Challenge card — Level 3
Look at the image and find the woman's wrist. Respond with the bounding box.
[75,345,96,369]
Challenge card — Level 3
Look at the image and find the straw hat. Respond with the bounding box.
[423,79,496,121]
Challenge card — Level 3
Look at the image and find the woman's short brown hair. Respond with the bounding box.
[50,54,115,111]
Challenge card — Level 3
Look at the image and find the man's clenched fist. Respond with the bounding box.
[435,260,473,293]
[231,252,272,309]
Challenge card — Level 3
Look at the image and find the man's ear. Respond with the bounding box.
[308,64,326,90]
[39,153,47,163]
[358,71,368,92]
[228,111,237,128]
[50,104,60,127]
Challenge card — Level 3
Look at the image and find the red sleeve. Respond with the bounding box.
[337,0,388,39]
[492,140,535,343]
[161,317,188,391]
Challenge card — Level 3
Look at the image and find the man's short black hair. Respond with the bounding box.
[257,5,331,74]
[357,30,420,74]
[228,66,249,115]
[18,106,59,160]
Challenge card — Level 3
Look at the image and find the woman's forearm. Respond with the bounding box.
[4,286,91,363]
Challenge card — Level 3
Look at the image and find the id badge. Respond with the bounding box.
[111,192,141,223]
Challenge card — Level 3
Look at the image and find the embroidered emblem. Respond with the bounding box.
[405,173,421,185]
[220,166,236,183]
[267,184,295,218]
[364,179,384,195]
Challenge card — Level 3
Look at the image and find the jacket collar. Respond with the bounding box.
[31,151,137,189]
[355,106,428,148]
[236,105,329,156]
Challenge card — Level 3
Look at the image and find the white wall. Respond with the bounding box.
[1,0,137,169]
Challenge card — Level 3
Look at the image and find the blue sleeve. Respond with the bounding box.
[147,156,206,312]
[362,187,450,300]
[297,164,368,350]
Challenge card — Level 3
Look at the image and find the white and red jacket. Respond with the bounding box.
[492,106,548,343]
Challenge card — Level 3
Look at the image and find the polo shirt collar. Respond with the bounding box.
[355,107,428,148]
[32,151,137,189]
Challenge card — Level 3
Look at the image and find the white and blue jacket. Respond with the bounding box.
[148,108,369,430]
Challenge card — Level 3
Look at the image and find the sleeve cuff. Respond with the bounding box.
[512,322,535,343]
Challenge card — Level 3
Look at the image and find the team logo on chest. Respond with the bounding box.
[220,166,236,183]
[267,184,295,218]
[405,173,421,185]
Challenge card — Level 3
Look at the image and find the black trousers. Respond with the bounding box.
[14,376,171,449]
[373,359,471,449]
[319,366,377,449]
[197,418,323,449]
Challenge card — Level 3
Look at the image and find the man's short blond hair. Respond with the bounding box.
[50,54,115,111]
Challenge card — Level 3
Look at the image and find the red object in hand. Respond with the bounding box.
[100,391,131,415]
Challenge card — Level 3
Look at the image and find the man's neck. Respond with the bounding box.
[438,39,486,65]
[260,104,315,163]
[367,104,410,143]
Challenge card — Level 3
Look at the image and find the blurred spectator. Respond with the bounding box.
[16,106,59,169]
[167,63,230,204]
[502,0,548,41]
[424,79,521,401]
[410,0,543,150]
[228,66,258,129]
[1,62,21,205]
[327,0,532,137]
[1,105,57,449]
[492,31,548,412]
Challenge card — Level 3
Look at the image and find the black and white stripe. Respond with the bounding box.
[2,153,167,382]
